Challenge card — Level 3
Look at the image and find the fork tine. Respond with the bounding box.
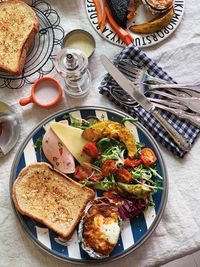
[118,61,143,76]
[118,66,138,80]
[118,61,141,74]
[120,59,143,68]
[120,71,139,84]
[118,62,144,84]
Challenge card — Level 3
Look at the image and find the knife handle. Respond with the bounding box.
[152,110,191,151]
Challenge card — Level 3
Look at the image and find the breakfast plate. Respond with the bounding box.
[10,106,168,263]
[85,0,185,48]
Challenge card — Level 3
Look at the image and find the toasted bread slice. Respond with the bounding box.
[12,162,95,239]
[0,0,39,75]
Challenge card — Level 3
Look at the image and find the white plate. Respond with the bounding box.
[85,0,185,48]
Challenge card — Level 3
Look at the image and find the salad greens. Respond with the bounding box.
[35,114,164,220]
[34,136,43,149]
[62,114,99,130]
[95,138,126,166]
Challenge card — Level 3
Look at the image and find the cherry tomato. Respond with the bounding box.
[116,167,132,183]
[82,142,99,159]
[74,165,91,181]
[124,157,142,168]
[101,160,117,177]
[90,171,103,182]
[140,148,157,167]
[74,165,103,182]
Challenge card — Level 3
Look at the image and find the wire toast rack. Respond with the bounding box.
[0,0,65,89]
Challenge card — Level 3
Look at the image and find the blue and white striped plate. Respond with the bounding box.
[10,106,168,264]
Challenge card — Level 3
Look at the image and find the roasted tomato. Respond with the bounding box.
[74,165,91,181]
[116,168,132,183]
[90,171,103,182]
[82,142,99,159]
[74,165,103,182]
[101,160,117,177]
[124,157,142,168]
[140,148,157,166]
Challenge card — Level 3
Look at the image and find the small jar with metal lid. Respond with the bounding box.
[55,48,91,98]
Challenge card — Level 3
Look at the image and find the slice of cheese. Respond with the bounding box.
[50,122,90,164]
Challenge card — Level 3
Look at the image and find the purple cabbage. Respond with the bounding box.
[118,197,149,220]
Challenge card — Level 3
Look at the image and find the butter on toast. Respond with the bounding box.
[12,162,95,239]
[0,0,39,75]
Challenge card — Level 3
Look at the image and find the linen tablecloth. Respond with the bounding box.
[1,1,200,266]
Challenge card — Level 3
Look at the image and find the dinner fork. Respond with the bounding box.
[118,61,200,113]
[109,85,188,111]
[149,101,200,128]
[149,90,200,114]
[118,60,200,97]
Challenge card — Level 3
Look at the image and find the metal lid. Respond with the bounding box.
[54,48,88,78]
[62,29,96,58]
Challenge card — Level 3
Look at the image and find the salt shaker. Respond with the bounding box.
[55,48,91,98]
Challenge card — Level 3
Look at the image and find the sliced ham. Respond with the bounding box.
[42,127,75,174]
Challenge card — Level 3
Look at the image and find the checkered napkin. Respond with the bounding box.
[99,44,200,157]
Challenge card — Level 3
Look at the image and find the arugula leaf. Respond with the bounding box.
[34,136,43,149]
[148,167,163,180]
[135,142,145,158]
[93,176,116,191]
[62,114,69,120]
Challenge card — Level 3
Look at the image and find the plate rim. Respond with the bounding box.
[85,0,185,48]
[9,105,168,264]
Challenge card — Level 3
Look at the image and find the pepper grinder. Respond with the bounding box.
[55,48,91,98]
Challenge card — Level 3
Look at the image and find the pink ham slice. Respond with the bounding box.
[42,127,75,174]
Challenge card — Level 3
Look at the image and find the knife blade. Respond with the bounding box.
[100,54,191,151]
[101,55,154,113]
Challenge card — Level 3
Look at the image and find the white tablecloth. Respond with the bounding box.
[1,1,200,266]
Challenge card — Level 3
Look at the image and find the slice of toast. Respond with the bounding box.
[0,0,39,75]
[12,162,95,239]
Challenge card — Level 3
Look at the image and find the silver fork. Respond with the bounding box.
[118,60,200,113]
[118,60,200,97]
[149,101,200,128]
[150,90,200,113]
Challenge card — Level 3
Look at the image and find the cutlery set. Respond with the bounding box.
[101,55,200,151]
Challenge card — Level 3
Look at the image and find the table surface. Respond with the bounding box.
[1,1,200,267]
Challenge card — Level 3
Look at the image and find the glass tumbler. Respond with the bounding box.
[0,101,20,157]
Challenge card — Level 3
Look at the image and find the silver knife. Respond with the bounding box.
[101,55,191,151]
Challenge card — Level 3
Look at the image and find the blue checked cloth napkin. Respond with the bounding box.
[99,44,200,157]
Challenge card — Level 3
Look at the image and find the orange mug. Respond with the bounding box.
[19,77,62,109]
